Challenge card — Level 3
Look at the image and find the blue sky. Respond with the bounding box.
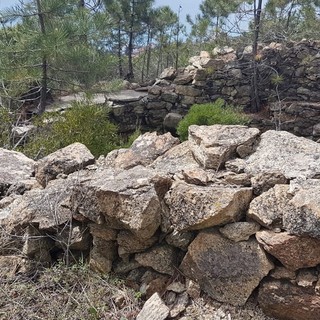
[0,0,202,24]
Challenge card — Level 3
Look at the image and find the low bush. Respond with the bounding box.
[177,98,249,141]
[19,101,121,159]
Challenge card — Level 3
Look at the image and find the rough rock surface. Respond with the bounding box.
[256,230,320,270]
[259,279,320,320]
[0,148,35,196]
[73,166,163,239]
[135,245,177,275]
[105,132,179,169]
[164,181,252,232]
[34,142,95,187]
[219,221,260,242]
[245,130,320,179]
[180,229,274,306]
[247,184,291,229]
[136,293,169,320]
[188,125,260,170]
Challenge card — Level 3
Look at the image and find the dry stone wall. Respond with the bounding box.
[109,40,320,140]
[1,126,320,320]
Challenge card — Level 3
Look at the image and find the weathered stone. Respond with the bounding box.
[180,230,273,306]
[0,177,77,231]
[164,181,252,232]
[74,166,163,239]
[161,92,178,104]
[225,158,246,173]
[166,281,186,293]
[0,255,35,278]
[251,171,288,195]
[136,293,169,320]
[188,125,260,170]
[135,245,177,276]
[163,113,182,133]
[165,230,194,251]
[108,132,179,169]
[173,73,194,85]
[259,279,320,320]
[182,168,208,185]
[296,269,318,287]
[186,279,201,299]
[247,184,291,229]
[283,179,320,238]
[219,221,260,242]
[117,230,158,254]
[89,224,118,241]
[34,142,95,187]
[245,130,320,179]
[256,230,320,270]
[217,171,251,186]
[212,46,234,56]
[89,239,117,274]
[270,266,296,280]
[169,292,189,318]
[159,67,177,80]
[150,141,200,176]
[0,148,35,196]
[148,85,162,95]
[175,85,202,97]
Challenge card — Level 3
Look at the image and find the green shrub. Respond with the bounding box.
[0,107,12,148]
[19,101,120,159]
[177,98,249,141]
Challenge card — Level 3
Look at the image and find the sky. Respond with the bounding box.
[0,0,202,26]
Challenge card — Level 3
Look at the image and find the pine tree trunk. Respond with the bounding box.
[36,0,47,114]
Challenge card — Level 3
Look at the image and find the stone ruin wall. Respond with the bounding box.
[2,125,320,320]
[109,39,320,139]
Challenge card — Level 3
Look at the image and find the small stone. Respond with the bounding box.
[166,281,186,293]
[219,222,260,242]
[296,269,318,287]
[136,293,170,320]
[169,292,189,318]
[186,279,201,299]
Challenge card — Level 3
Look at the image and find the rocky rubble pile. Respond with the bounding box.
[1,126,320,320]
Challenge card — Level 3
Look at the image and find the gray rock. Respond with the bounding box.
[169,292,189,318]
[34,142,95,187]
[135,245,177,276]
[0,148,35,196]
[180,229,274,306]
[136,293,169,320]
[188,125,260,170]
[219,221,260,242]
[159,67,177,80]
[164,181,252,232]
[245,130,320,179]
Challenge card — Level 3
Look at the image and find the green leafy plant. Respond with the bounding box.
[19,101,120,159]
[177,98,249,141]
[271,74,284,86]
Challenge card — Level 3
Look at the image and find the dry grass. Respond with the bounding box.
[0,262,142,320]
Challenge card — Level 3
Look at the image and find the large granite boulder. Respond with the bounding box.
[35,142,95,187]
[259,279,320,320]
[188,125,260,170]
[164,181,252,232]
[180,229,274,306]
[73,166,165,239]
[0,148,35,197]
[245,130,320,179]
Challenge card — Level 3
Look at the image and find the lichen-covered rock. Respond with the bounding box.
[188,125,260,170]
[164,181,252,232]
[256,230,320,270]
[180,229,274,306]
[245,130,320,179]
[150,141,200,176]
[73,166,163,239]
[247,184,291,229]
[34,142,95,187]
[259,279,320,320]
[0,148,35,197]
